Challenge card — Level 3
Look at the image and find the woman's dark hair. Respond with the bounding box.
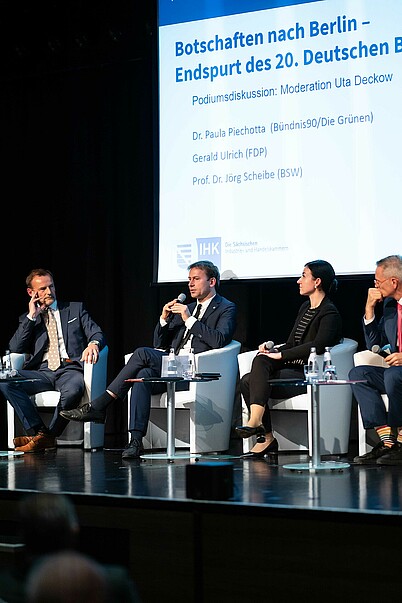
[305,259,338,296]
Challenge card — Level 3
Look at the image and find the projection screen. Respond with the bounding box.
[156,0,402,282]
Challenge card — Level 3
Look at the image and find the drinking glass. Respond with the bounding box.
[304,364,318,383]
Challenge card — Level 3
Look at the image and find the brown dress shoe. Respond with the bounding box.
[15,431,56,453]
[13,435,34,447]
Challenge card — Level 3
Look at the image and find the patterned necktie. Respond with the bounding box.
[45,308,61,370]
[398,303,402,353]
[180,303,202,350]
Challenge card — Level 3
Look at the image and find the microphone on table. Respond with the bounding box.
[371,344,391,358]
[165,293,186,323]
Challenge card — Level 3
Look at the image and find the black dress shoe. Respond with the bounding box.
[122,438,143,459]
[376,442,402,465]
[240,438,279,459]
[235,424,266,443]
[352,441,395,464]
[60,403,106,423]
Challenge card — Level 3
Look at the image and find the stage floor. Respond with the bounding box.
[1,446,402,515]
[2,446,402,602]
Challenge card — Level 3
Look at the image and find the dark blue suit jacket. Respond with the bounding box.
[153,293,237,354]
[363,297,398,352]
[9,301,106,370]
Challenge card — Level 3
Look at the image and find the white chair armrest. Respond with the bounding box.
[194,340,241,372]
[83,345,109,403]
[237,350,258,379]
[81,346,108,449]
[8,353,26,371]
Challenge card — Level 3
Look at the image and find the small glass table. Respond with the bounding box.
[0,451,24,458]
[267,378,365,472]
[124,375,219,462]
[0,375,35,382]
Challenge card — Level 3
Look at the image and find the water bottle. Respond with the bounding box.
[323,346,337,381]
[307,347,319,382]
[167,348,178,376]
[322,347,332,375]
[3,349,15,378]
[4,350,12,372]
[186,347,196,379]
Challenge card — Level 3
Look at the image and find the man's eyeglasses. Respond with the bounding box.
[374,277,395,286]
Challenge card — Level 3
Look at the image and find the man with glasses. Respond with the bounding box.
[350,254,402,465]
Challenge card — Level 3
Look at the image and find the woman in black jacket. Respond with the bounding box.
[237,259,342,458]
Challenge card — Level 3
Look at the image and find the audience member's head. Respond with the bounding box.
[17,492,141,603]
[26,551,108,603]
[18,492,79,558]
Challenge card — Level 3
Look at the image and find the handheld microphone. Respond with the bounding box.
[371,344,391,358]
[264,340,281,352]
[166,293,186,323]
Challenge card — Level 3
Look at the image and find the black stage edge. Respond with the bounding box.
[1,448,402,602]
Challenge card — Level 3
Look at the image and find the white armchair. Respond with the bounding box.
[238,338,358,455]
[353,350,389,456]
[125,340,241,454]
[6,346,108,450]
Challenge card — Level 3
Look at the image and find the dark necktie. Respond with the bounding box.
[45,308,61,370]
[180,303,202,350]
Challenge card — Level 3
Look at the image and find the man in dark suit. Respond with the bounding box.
[0,268,106,453]
[350,254,402,465]
[61,260,237,459]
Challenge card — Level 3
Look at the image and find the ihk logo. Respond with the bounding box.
[176,243,192,270]
[197,237,221,269]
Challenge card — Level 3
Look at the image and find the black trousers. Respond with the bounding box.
[240,354,305,432]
